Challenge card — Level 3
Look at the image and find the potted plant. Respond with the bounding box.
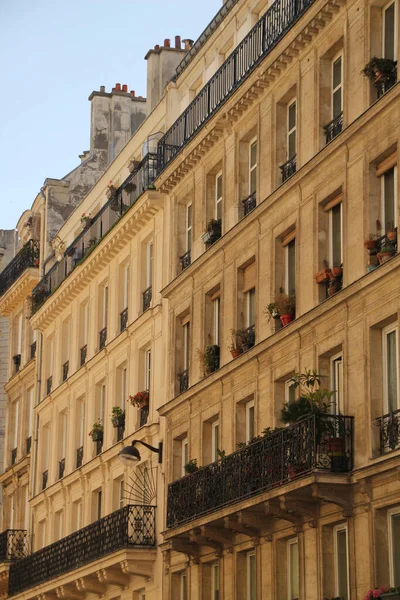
[315,267,331,284]
[184,458,199,474]
[86,238,97,251]
[364,234,379,251]
[81,213,91,229]
[365,588,400,600]
[106,181,117,199]
[229,329,247,357]
[202,219,222,246]
[362,57,397,87]
[387,227,397,242]
[264,302,281,322]
[129,391,149,408]
[89,420,103,442]
[275,293,296,327]
[111,406,125,428]
[377,244,395,264]
[330,265,343,279]
[200,345,220,374]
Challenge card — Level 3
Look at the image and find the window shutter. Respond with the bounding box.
[281,230,296,247]
[323,193,343,212]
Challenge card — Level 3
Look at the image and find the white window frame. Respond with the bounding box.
[329,201,343,267]
[79,399,85,447]
[285,380,296,405]
[287,538,299,600]
[388,507,400,586]
[287,100,297,160]
[60,412,67,460]
[246,400,255,443]
[382,323,400,413]
[212,420,219,462]
[17,313,23,355]
[381,166,398,231]
[146,242,153,289]
[211,562,220,600]
[137,589,146,600]
[13,400,19,449]
[83,302,89,344]
[285,239,296,296]
[331,53,343,119]
[215,171,223,221]
[123,263,130,309]
[183,323,190,371]
[383,0,398,61]
[103,286,108,329]
[145,349,151,391]
[213,297,220,346]
[181,437,188,477]
[119,478,124,509]
[330,353,343,414]
[186,204,192,252]
[180,571,187,600]
[100,384,106,423]
[249,137,258,195]
[246,551,256,600]
[97,490,102,520]
[246,288,256,328]
[121,367,127,410]
[333,523,349,600]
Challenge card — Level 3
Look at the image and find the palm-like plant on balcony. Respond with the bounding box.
[362,57,397,86]
[129,390,149,408]
[89,419,103,442]
[274,293,296,326]
[199,345,220,375]
[111,406,125,427]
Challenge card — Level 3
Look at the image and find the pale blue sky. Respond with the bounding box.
[0,0,221,229]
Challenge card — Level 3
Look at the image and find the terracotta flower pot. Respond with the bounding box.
[330,266,342,278]
[314,268,331,284]
[230,348,241,358]
[280,314,294,327]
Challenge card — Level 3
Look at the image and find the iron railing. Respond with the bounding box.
[167,413,353,527]
[0,240,39,297]
[76,446,83,469]
[117,425,125,442]
[376,66,397,99]
[96,440,103,456]
[180,250,191,271]
[26,437,31,454]
[243,324,256,349]
[157,0,316,173]
[143,286,152,312]
[30,341,36,360]
[324,111,343,144]
[140,406,149,427]
[374,408,400,455]
[58,458,65,479]
[280,154,297,182]
[179,369,189,394]
[242,192,257,217]
[80,344,87,367]
[46,376,52,396]
[120,308,128,332]
[0,530,27,561]
[11,448,17,466]
[12,354,21,374]
[42,470,48,491]
[30,155,158,315]
[99,327,107,350]
[8,505,156,596]
[62,361,69,382]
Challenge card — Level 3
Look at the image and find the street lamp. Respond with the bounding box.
[118,440,163,465]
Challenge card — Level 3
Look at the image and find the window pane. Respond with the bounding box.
[384,3,396,60]
[248,553,256,600]
[387,330,398,412]
[288,130,296,159]
[248,288,256,326]
[213,564,220,600]
[216,175,222,200]
[187,205,192,228]
[288,102,296,130]
[287,239,296,295]
[331,203,342,266]
[250,166,257,194]
[247,404,255,442]
[181,572,187,600]
[392,513,400,586]
[336,528,348,600]
[289,541,299,599]
[384,168,395,231]
[333,88,342,118]
[333,56,342,89]
[250,141,257,168]
[332,357,343,414]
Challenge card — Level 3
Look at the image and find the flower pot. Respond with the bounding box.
[230,348,242,358]
[330,266,342,279]
[91,430,103,442]
[328,279,342,296]
[280,313,294,327]
[387,230,397,241]
[314,268,331,284]
[377,251,395,264]
[364,239,378,251]
[112,415,125,428]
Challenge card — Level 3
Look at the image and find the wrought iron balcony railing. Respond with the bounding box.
[12,354,21,374]
[120,307,128,332]
[157,0,316,173]
[26,436,31,454]
[42,470,48,491]
[280,154,297,182]
[8,505,156,596]
[324,111,343,144]
[62,361,69,382]
[30,155,158,315]
[58,458,65,479]
[140,405,149,428]
[117,424,125,441]
[0,240,39,297]
[242,192,257,217]
[167,413,354,527]
[376,65,397,99]
[76,446,83,468]
[180,250,191,271]
[46,376,52,396]
[373,408,400,455]
[179,369,189,394]
[142,286,152,312]
[99,327,107,350]
[96,440,103,456]
[30,341,36,360]
[0,530,27,562]
[11,448,17,466]
[80,344,87,367]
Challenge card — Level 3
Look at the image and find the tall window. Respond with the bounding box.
[331,354,343,414]
[146,242,153,289]
[121,367,127,410]
[288,538,299,600]
[383,1,397,61]
[28,388,34,443]
[215,172,222,221]
[329,201,343,267]
[54,510,64,542]
[213,297,220,345]
[246,288,256,328]
[72,500,82,532]
[285,379,296,405]
[100,384,106,424]
[180,572,187,600]
[16,313,23,356]
[383,324,399,413]
[389,508,400,586]
[246,401,255,443]
[96,490,102,520]
[183,322,190,372]
[332,55,343,119]
[78,399,85,450]
[249,138,257,195]
[212,563,220,600]
[145,349,151,392]
[59,412,67,462]
[212,420,219,462]
[181,437,188,477]
[333,524,349,600]
[285,238,296,296]
[382,167,397,232]
[287,101,297,160]
[123,264,130,310]
[103,286,108,329]
[186,204,192,252]
[13,400,19,451]
[247,552,256,600]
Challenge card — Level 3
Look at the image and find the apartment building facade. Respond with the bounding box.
[0,0,399,599]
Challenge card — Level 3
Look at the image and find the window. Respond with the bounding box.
[247,552,256,600]
[186,204,192,252]
[102,286,108,329]
[59,412,67,463]
[123,263,130,310]
[285,238,296,296]
[181,437,188,477]
[213,296,220,346]
[180,572,187,600]
[383,1,397,61]
[287,101,297,160]
[332,55,343,119]
[13,400,19,451]
[331,354,343,414]
[215,172,222,221]
[212,563,220,600]
[246,401,255,443]
[17,313,23,356]
[212,420,219,462]
[121,367,127,410]
[72,500,82,532]
[54,510,64,542]
[137,590,145,600]
[285,380,296,405]
[329,200,343,267]
[382,166,397,232]
[100,384,106,423]
[246,288,256,328]
[288,538,299,600]
[249,138,257,194]
[96,490,102,520]
[77,398,85,450]
[145,349,151,391]
[383,324,399,413]
[333,524,349,600]
[146,242,153,289]
[388,508,400,586]
[183,322,190,372]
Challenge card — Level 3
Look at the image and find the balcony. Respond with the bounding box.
[178,369,189,394]
[8,505,156,597]
[30,155,158,315]
[167,414,353,528]
[324,111,343,144]
[99,327,107,350]
[139,405,149,428]
[376,64,397,99]
[373,408,400,455]
[62,361,69,382]
[76,446,83,469]
[120,307,128,332]
[242,192,256,217]
[0,240,39,297]
[142,286,152,312]
[180,250,191,271]
[0,530,27,561]
[280,154,297,183]
[80,344,87,367]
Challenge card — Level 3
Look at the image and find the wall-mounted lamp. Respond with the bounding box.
[118,440,163,465]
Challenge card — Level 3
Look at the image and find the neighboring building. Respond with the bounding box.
[0,0,399,600]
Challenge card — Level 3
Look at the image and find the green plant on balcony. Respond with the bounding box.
[229,328,251,357]
[198,345,220,375]
[269,293,296,327]
[111,406,125,427]
[264,302,280,322]
[89,419,103,442]
[362,57,397,86]
[129,390,149,408]
[378,244,396,264]
[184,458,199,474]
[202,219,222,246]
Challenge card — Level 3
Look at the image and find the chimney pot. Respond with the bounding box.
[122,84,128,92]
[182,38,194,50]
[164,38,170,48]
[115,83,121,91]
[130,90,135,97]
[100,85,105,93]
[175,35,181,49]
[154,44,160,51]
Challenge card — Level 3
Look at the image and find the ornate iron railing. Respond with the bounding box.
[179,369,189,394]
[96,440,103,456]
[242,192,257,217]
[8,505,156,596]
[30,341,36,360]
[376,66,397,99]
[46,376,52,396]
[117,425,125,441]
[280,154,297,182]
[80,344,87,367]
[42,470,48,491]
[374,408,400,455]
[324,111,343,144]
[142,286,152,312]
[62,361,69,382]
[180,250,191,271]
[11,448,17,466]
[26,437,31,454]
[139,406,149,427]
[30,155,158,315]
[0,240,39,297]
[167,413,354,527]
[58,458,65,480]
[0,530,27,561]
[99,327,107,350]
[12,354,21,374]
[157,0,316,173]
[120,308,128,332]
[76,446,83,468]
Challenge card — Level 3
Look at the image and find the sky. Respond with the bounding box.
[0,0,221,230]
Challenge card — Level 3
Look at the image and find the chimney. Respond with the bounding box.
[182,39,194,50]
[122,84,128,92]
[175,35,181,49]
[145,36,187,112]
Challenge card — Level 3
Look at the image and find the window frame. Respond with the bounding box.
[123,263,130,310]
[285,238,296,296]
[246,287,256,328]
[333,523,349,600]
[249,137,258,195]
[246,400,255,443]
[246,551,256,600]
[388,507,400,586]
[102,285,108,329]
[382,323,400,413]
[285,379,296,405]
[211,420,220,462]
[328,200,343,267]
[145,349,151,392]
[186,204,192,252]
[287,537,299,600]
[383,0,397,61]
[180,571,188,600]
[287,100,297,160]
[146,242,153,289]
[215,171,223,221]
[330,353,343,414]
[213,296,221,346]
[211,562,220,600]
[331,53,343,119]
[183,322,190,371]
[381,166,398,232]
[181,437,188,477]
